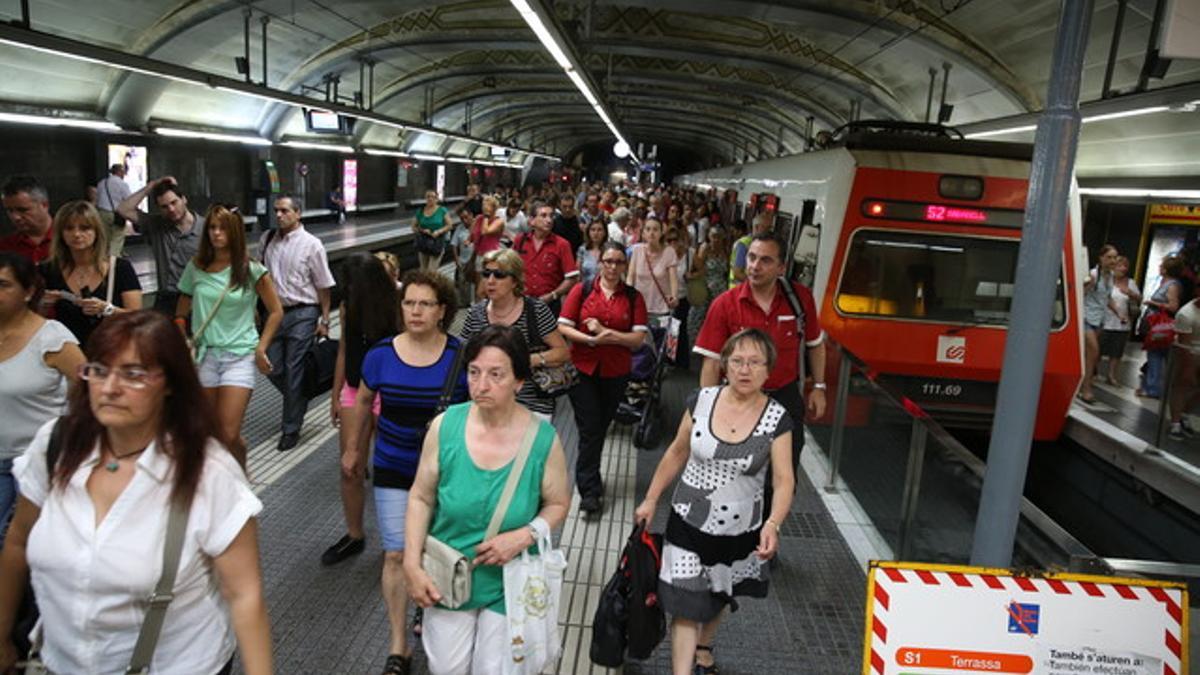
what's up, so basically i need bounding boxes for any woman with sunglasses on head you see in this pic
[460,249,571,421]
[345,269,467,675]
[0,252,86,544]
[39,201,142,346]
[0,311,271,675]
[174,205,283,466]
[558,242,649,516]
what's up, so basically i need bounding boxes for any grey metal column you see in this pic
[970,0,1094,568]
[824,353,853,492]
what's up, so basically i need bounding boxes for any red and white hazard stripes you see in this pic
[866,566,1186,675]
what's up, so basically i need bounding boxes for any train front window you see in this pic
[835,230,1066,328]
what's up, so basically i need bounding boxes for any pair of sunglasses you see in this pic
[480,269,513,279]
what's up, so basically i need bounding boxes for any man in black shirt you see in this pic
[552,193,583,259]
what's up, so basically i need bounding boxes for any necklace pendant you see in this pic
[104,460,120,472]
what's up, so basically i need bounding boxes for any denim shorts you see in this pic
[374,487,410,551]
[197,349,257,389]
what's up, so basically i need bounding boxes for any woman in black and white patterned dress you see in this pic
[636,328,795,675]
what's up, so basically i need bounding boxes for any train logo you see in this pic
[937,336,967,364]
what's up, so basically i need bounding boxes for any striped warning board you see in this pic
[862,561,1188,675]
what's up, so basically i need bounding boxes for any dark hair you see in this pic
[399,268,457,331]
[0,251,44,309]
[600,241,628,260]
[2,175,48,203]
[341,253,399,344]
[750,231,789,260]
[195,205,251,288]
[151,179,186,203]
[275,193,303,213]
[55,311,216,506]
[462,324,532,382]
[1099,244,1118,258]
[1162,254,1186,278]
[531,200,551,217]
[720,327,778,371]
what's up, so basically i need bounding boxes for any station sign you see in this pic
[1148,204,1200,226]
[863,561,1188,675]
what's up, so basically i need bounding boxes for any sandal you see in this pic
[412,607,423,638]
[382,654,411,675]
[694,645,719,675]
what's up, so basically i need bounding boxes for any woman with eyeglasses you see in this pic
[0,311,271,675]
[0,252,86,544]
[345,269,467,675]
[460,249,570,421]
[635,328,795,675]
[175,205,284,466]
[39,201,142,347]
[558,242,648,516]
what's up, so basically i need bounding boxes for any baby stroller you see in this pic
[614,318,677,449]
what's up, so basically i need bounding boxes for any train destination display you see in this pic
[862,562,1188,675]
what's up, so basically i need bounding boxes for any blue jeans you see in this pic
[1143,349,1167,398]
[0,457,15,546]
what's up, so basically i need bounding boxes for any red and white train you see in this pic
[679,123,1085,440]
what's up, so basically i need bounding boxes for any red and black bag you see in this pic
[589,525,666,666]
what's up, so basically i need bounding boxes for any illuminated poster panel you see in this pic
[107,144,148,211]
[342,159,358,212]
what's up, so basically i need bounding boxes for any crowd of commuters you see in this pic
[6,166,1199,675]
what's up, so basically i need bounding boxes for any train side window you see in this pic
[835,229,1066,328]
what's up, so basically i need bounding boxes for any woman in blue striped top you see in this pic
[348,269,467,675]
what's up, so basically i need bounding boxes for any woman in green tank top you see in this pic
[415,190,455,273]
[404,325,570,675]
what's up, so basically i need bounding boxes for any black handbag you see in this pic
[589,525,665,666]
[301,337,339,398]
[416,232,446,256]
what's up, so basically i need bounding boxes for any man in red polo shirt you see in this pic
[515,201,578,315]
[694,231,827,469]
[1,176,54,263]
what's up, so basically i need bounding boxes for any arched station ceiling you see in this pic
[0,0,1197,176]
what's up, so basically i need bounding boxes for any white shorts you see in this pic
[422,606,508,675]
[197,350,257,389]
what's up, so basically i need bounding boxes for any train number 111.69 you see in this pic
[921,382,963,397]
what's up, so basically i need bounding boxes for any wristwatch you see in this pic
[319,317,330,327]
[813,382,827,390]
[101,303,116,317]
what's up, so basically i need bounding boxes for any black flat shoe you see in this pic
[277,432,300,451]
[580,494,603,516]
[321,534,365,566]
[382,654,411,675]
[694,645,719,675]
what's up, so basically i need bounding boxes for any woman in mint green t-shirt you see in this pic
[176,205,283,465]
[404,325,570,674]
[415,190,455,273]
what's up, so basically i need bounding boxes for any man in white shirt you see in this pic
[95,164,132,255]
[261,195,336,450]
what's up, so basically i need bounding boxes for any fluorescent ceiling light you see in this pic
[566,70,597,105]
[411,153,445,162]
[156,126,271,146]
[364,148,411,158]
[446,157,475,164]
[1079,187,1200,199]
[1081,106,1170,123]
[0,111,120,131]
[282,140,354,153]
[963,124,1037,139]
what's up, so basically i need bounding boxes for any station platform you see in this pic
[231,315,868,673]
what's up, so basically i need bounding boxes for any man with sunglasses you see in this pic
[515,201,578,316]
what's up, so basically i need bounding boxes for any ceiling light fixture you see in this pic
[411,153,446,162]
[363,148,411,158]
[1078,187,1200,200]
[156,126,271,145]
[282,140,355,153]
[0,111,120,131]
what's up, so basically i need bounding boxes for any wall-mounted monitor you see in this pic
[490,146,510,158]
[304,108,355,135]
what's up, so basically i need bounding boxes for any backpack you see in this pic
[589,525,665,666]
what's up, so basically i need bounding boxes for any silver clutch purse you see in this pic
[422,535,472,609]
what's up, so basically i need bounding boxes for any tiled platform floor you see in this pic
[238,361,867,674]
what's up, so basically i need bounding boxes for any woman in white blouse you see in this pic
[0,310,271,675]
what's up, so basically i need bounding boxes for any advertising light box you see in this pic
[863,562,1188,675]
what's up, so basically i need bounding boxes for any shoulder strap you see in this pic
[484,419,540,542]
[435,340,466,416]
[105,256,118,306]
[777,279,807,385]
[126,496,191,674]
[259,229,276,264]
[519,297,540,351]
[192,282,234,346]
[625,284,638,327]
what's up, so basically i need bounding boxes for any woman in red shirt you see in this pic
[557,242,648,516]
[471,196,505,300]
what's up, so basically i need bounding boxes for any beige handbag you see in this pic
[423,418,538,609]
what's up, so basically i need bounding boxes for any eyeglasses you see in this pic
[480,269,513,279]
[600,258,627,266]
[79,362,163,390]
[726,357,768,372]
[401,299,441,310]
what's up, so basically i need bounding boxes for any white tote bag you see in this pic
[502,524,567,675]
